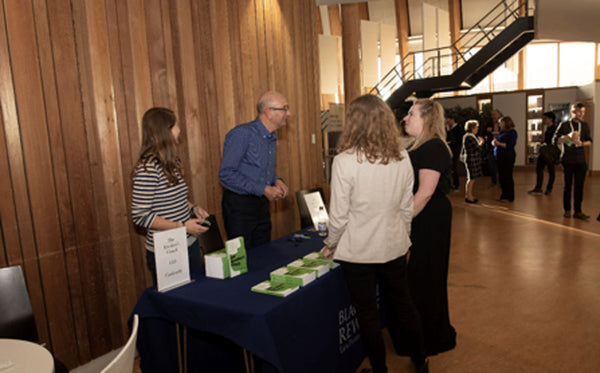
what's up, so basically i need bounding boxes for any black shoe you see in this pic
[465,198,478,204]
[573,212,590,220]
[564,211,571,218]
[528,188,542,195]
[597,213,600,221]
[544,189,552,195]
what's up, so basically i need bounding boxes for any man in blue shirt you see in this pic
[219,91,290,248]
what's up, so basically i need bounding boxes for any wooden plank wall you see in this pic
[0,0,322,368]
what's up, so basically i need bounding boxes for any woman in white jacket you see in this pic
[322,94,428,373]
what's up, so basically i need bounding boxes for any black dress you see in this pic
[393,138,456,356]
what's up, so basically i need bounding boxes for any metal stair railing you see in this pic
[371,0,532,100]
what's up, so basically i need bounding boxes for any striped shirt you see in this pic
[132,158,191,252]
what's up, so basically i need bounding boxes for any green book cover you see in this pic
[304,252,340,269]
[226,236,247,277]
[251,280,299,297]
[205,249,231,279]
[287,259,330,277]
[270,266,316,287]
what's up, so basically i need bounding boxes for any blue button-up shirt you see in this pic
[219,118,280,196]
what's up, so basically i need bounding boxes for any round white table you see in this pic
[0,339,54,373]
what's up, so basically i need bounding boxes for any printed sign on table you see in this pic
[303,191,328,230]
[154,227,192,292]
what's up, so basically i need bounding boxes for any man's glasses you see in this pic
[269,105,290,112]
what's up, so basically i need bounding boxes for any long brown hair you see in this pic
[408,99,451,154]
[336,94,404,164]
[136,107,182,185]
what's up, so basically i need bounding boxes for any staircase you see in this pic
[371,0,535,110]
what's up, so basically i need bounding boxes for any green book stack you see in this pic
[205,236,247,279]
[251,280,299,297]
[270,266,316,287]
[304,251,340,269]
[287,258,330,278]
[226,236,247,278]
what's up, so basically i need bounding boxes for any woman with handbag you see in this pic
[461,120,483,203]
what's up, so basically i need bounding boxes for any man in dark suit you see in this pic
[553,102,592,220]
[446,115,464,190]
[528,112,557,195]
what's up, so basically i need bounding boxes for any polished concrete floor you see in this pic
[357,167,600,372]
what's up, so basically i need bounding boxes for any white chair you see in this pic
[101,314,139,373]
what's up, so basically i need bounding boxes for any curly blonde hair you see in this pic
[336,94,404,164]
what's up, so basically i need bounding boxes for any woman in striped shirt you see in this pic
[132,107,210,283]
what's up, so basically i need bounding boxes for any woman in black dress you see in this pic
[402,98,456,356]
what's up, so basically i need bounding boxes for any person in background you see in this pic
[402,98,456,357]
[492,116,517,202]
[219,91,289,248]
[462,120,483,203]
[445,115,464,191]
[482,109,501,186]
[132,107,210,284]
[528,112,557,195]
[554,102,593,220]
[322,94,428,373]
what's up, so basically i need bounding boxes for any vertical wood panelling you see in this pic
[341,3,362,103]
[4,0,76,365]
[308,2,324,188]
[82,0,136,343]
[0,0,23,268]
[36,0,103,362]
[276,0,299,236]
[145,0,169,106]
[238,0,261,117]
[126,0,153,120]
[186,0,221,216]
[0,0,322,368]
[75,0,131,348]
[107,0,150,294]
[171,0,210,211]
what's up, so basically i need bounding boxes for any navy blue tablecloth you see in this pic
[133,229,364,373]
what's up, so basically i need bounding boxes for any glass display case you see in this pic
[526,94,544,164]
